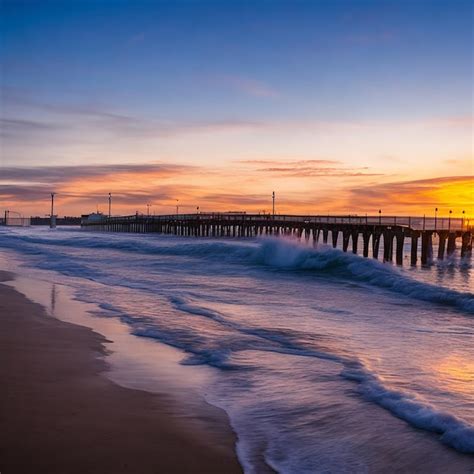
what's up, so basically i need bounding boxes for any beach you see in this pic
[2,0,472,471]
[0,228,473,472]
[0,270,242,474]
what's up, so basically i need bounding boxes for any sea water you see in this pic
[0,226,473,473]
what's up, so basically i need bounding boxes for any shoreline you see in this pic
[0,270,242,474]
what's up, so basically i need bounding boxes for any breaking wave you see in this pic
[252,239,474,314]
[0,229,472,314]
[341,364,474,453]
[133,292,474,454]
[1,227,473,460]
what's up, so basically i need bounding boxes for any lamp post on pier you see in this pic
[108,193,112,218]
[448,209,452,231]
[176,199,179,218]
[50,192,56,229]
[272,191,275,219]
[434,207,438,231]
[462,210,465,230]
[51,192,55,217]
[378,209,381,225]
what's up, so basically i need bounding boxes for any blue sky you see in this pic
[2,0,471,120]
[0,0,472,215]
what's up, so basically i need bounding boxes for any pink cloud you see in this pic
[219,75,278,98]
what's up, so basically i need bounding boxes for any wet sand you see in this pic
[0,271,242,474]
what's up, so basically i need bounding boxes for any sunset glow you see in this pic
[1,0,472,217]
[1,2,474,472]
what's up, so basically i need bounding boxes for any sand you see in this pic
[0,271,242,474]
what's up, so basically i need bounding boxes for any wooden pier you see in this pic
[81,213,472,265]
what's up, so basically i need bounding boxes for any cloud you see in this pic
[0,118,62,136]
[257,168,382,177]
[237,159,341,165]
[347,176,474,213]
[218,75,278,98]
[413,116,474,129]
[0,159,328,215]
[0,184,52,202]
[0,163,197,184]
[2,89,268,140]
[185,190,325,212]
[0,162,208,215]
[3,88,472,146]
[0,110,264,142]
[444,158,473,167]
[2,166,472,217]
[197,192,273,207]
[236,158,381,178]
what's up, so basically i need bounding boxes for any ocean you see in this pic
[0,226,473,473]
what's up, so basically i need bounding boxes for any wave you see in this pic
[0,228,256,261]
[136,292,474,454]
[135,292,474,455]
[252,239,474,314]
[4,228,473,457]
[341,364,474,453]
[1,229,473,314]
[141,295,350,369]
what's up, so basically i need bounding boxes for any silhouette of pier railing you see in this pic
[81,213,472,265]
[0,216,31,227]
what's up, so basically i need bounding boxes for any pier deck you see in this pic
[81,213,472,265]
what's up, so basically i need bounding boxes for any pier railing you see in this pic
[0,216,31,227]
[82,212,472,264]
[98,213,469,232]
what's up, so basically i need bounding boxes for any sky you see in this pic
[0,0,472,217]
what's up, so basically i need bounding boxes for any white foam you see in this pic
[341,365,474,453]
[252,239,474,314]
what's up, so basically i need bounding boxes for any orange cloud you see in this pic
[347,176,474,216]
[235,159,382,178]
[1,160,472,218]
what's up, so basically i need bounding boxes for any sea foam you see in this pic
[1,229,473,313]
[341,364,474,453]
[252,239,474,314]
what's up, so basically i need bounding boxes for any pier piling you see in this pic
[81,213,471,266]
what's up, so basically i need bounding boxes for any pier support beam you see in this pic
[362,232,371,258]
[447,233,456,257]
[461,232,472,259]
[437,231,448,260]
[395,232,404,265]
[351,230,359,254]
[383,230,394,262]
[85,215,464,268]
[421,232,433,265]
[313,228,319,247]
[342,230,350,252]
[411,232,419,265]
[372,232,381,260]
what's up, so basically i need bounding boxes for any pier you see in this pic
[81,213,472,265]
[1,211,31,227]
